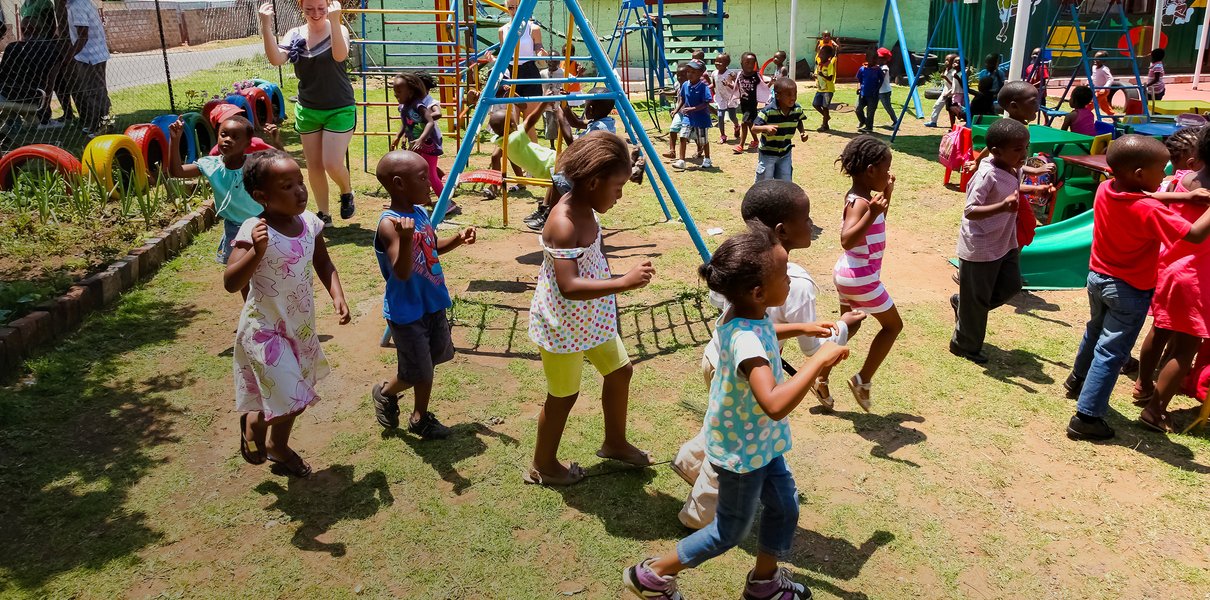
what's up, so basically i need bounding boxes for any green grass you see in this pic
[1,80,1208,599]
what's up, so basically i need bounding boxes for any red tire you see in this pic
[240,87,273,127]
[202,98,225,126]
[0,144,83,191]
[124,124,169,181]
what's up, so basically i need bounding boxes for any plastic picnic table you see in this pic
[1127,122,1181,138]
[1149,100,1210,116]
[972,123,1095,156]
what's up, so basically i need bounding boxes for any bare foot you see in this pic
[596,442,653,466]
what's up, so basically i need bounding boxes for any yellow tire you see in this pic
[82,134,149,197]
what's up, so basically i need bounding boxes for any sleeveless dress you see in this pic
[528,220,618,353]
[232,212,330,420]
[833,193,894,314]
[1152,171,1209,338]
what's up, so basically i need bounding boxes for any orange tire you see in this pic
[0,144,83,191]
[124,124,169,180]
[81,134,149,197]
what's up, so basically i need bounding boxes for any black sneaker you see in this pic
[950,293,959,322]
[524,205,550,231]
[317,211,333,227]
[408,411,451,440]
[339,192,355,219]
[949,342,988,364]
[372,383,400,429]
[1066,413,1115,441]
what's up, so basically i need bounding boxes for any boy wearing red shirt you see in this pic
[1065,135,1210,441]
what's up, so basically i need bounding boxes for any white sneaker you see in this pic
[672,159,686,169]
[701,158,713,169]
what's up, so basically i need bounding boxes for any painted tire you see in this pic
[182,112,215,159]
[241,87,274,127]
[257,82,287,122]
[224,94,254,128]
[151,114,196,164]
[124,124,169,180]
[82,134,149,197]
[0,144,83,191]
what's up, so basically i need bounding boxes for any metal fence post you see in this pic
[154,0,176,113]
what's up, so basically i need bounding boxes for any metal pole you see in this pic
[273,0,283,86]
[886,0,923,116]
[1195,2,1209,90]
[1151,0,1163,51]
[1008,0,1033,82]
[153,0,176,114]
[788,0,798,79]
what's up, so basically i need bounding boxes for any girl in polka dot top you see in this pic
[524,132,655,487]
[624,226,850,600]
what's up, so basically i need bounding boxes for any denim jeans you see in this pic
[216,218,243,264]
[754,152,794,182]
[1068,271,1154,418]
[676,455,798,567]
[879,91,896,122]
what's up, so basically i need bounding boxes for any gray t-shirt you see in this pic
[280,26,355,110]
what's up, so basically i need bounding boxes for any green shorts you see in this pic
[294,104,356,135]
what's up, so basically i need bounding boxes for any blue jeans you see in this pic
[754,152,793,182]
[1069,271,1154,418]
[216,218,243,264]
[879,91,896,122]
[676,455,798,567]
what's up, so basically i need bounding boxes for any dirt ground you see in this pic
[1,83,1208,599]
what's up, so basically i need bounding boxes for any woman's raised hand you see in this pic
[327,1,343,21]
[258,2,274,19]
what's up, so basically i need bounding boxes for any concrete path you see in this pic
[108,42,267,91]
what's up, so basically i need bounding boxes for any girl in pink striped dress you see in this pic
[833,136,903,411]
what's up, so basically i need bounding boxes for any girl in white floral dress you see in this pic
[525,132,655,487]
[225,149,350,477]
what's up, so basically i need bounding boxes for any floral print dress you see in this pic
[232,212,330,420]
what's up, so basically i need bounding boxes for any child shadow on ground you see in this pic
[1102,408,1210,474]
[1008,291,1067,327]
[819,410,926,467]
[553,465,687,542]
[980,344,1068,393]
[735,519,893,595]
[254,465,394,557]
[386,422,518,495]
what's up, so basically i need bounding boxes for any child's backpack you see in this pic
[938,126,969,171]
[1018,153,1058,247]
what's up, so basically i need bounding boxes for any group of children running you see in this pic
[174,34,1210,596]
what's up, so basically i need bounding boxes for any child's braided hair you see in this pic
[242,148,293,197]
[1165,125,1206,166]
[698,222,778,304]
[836,135,891,177]
[393,72,426,101]
[558,131,631,186]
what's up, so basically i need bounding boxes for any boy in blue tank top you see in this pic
[371,150,477,440]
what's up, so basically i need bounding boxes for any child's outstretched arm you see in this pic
[437,227,477,253]
[1148,187,1210,206]
[377,215,415,281]
[745,342,849,420]
[224,218,267,293]
[546,219,654,300]
[312,233,351,324]
[559,101,588,130]
[166,119,202,178]
[522,101,550,135]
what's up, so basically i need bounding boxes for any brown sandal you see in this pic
[596,448,654,467]
[522,462,586,486]
[239,413,266,465]
[269,450,312,477]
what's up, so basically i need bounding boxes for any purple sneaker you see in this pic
[623,559,683,599]
[742,568,811,600]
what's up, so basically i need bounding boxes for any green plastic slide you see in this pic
[1019,208,1093,290]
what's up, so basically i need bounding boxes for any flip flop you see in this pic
[1138,413,1173,434]
[268,450,313,478]
[1131,390,1154,407]
[596,448,654,467]
[239,413,266,465]
[522,463,586,487]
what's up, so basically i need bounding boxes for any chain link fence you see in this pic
[0,0,310,154]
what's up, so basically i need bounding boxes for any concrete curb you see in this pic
[1,200,217,376]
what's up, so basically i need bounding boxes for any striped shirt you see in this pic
[833,193,893,314]
[754,102,805,157]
